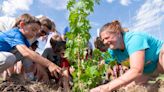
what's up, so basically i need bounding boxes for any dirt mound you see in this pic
[0,81,62,92]
[117,80,164,92]
[0,74,164,92]
[0,74,60,92]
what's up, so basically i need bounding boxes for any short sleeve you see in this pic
[4,30,30,48]
[126,35,149,55]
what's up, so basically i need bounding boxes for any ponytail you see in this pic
[99,20,128,37]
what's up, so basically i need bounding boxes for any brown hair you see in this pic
[13,13,41,28]
[99,20,128,38]
[94,37,108,51]
[54,41,66,53]
[51,21,57,32]
[39,16,52,30]
[50,34,62,48]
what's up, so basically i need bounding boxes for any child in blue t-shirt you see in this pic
[0,13,61,82]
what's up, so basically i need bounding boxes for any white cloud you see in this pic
[91,21,100,27]
[106,0,131,6]
[107,0,115,3]
[39,0,68,10]
[131,0,164,32]
[1,0,33,16]
[120,0,131,6]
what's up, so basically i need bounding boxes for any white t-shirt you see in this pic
[36,32,60,54]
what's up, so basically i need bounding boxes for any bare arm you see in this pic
[16,45,52,67]
[107,50,145,91]
[16,44,61,76]
[90,50,145,92]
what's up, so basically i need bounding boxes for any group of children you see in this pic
[0,13,75,91]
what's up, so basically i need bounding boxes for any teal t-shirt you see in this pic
[107,31,163,74]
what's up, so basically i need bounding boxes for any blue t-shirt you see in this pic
[0,28,30,52]
[107,31,163,74]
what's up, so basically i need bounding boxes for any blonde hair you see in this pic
[99,20,128,38]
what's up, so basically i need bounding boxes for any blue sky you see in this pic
[0,0,164,48]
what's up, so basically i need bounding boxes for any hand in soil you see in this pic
[107,64,129,80]
[47,62,62,77]
[90,83,111,92]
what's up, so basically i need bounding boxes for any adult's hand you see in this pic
[90,83,111,92]
[47,63,62,78]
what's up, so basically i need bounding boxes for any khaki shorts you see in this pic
[0,52,16,73]
[0,50,33,73]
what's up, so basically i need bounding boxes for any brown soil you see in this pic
[0,74,60,92]
[117,79,164,92]
[0,74,164,92]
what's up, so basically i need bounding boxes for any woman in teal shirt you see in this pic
[91,20,164,92]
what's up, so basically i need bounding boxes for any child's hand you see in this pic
[69,66,75,74]
[107,64,129,80]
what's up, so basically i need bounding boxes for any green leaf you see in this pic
[66,0,103,91]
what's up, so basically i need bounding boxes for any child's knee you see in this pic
[0,52,16,72]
